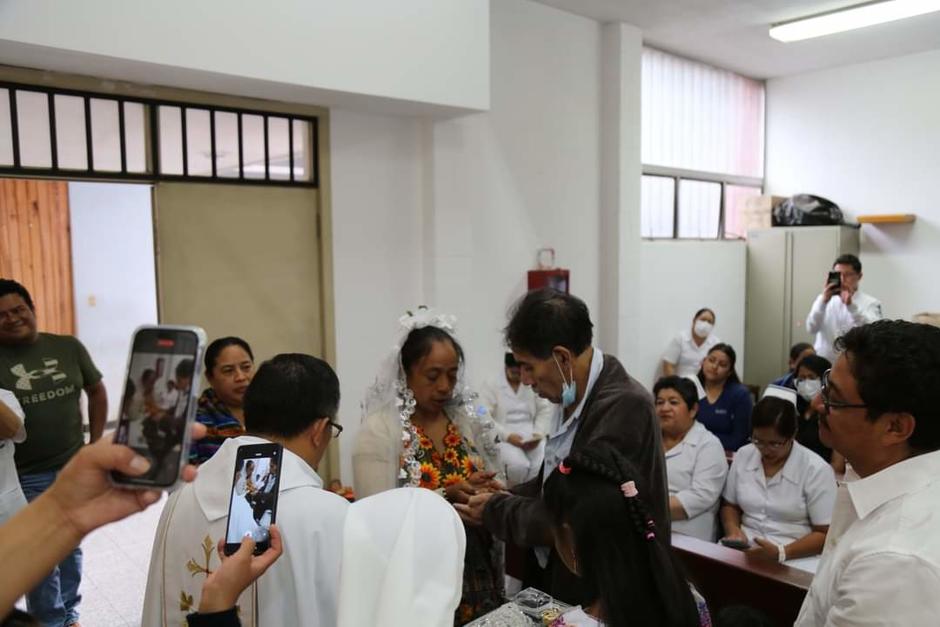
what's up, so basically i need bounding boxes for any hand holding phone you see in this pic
[720,537,751,550]
[225,443,283,556]
[112,326,206,489]
[823,271,842,301]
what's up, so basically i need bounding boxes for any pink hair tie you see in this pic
[558,461,572,475]
[620,481,638,498]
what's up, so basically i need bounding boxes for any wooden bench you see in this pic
[671,532,813,626]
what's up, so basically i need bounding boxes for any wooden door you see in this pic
[0,179,75,334]
[152,182,337,480]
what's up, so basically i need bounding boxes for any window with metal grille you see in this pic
[0,81,318,187]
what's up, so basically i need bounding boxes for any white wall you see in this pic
[69,182,158,424]
[636,241,747,390]
[766,49,940,320]
[428,0,606,387]
[0,0,489,116]
[329,109,426,483]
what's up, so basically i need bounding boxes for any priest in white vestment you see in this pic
[142,354,348,627]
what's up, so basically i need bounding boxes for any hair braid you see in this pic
[564,449,658,542]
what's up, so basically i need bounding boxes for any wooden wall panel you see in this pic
[0,179,75,335]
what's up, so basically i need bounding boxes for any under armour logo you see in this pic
[11,359,67,391]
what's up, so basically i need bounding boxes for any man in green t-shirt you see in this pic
[0,278,108,627]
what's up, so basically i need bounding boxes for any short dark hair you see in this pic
[693,308,715,321]
[505,288,593,359]
[175,358,195,381]
[751,396,797,439]
[0,279,35,311]
[796,354,831,379]
[697,343,741,386]
[504,352,518,368]
[204,336,254,374]
[543,443,699,627]
[834,253,862,274]
[836,320,940,453]
[789,342,814,362]
[244,353,340,439]
[400,326,464,374]
[653,376,699,410]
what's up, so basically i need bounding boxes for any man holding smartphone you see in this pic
[0,278,107,627]
[805,254,883,361]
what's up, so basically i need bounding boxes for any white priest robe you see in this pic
[141,435,348,627]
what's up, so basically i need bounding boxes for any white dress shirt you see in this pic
[537,347,603,566]
[662,330,720,378]
[142,435,348,627]
[666,420,728,541]
[0,388,27,525]
[723,442,836,546]
[805,290,882,361]
[796,450,940,627]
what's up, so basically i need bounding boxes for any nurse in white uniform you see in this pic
[661,308,720,378]
[478,353,554,486]
[720,387,836,565]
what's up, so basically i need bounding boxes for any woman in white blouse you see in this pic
[655,376,728,541]
[720,391,837,563]
[661,308,720,377]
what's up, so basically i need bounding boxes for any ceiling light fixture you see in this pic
[769,0,940,42]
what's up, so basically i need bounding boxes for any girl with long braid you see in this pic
[542,442,710,627]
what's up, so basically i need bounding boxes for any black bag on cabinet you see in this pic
[772,194,843,226]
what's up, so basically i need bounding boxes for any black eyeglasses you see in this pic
[821,369,868,411]
[328,420,344,439]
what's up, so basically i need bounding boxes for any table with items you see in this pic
[465,588,572,626]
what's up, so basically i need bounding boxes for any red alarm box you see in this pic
[528,269,570,293]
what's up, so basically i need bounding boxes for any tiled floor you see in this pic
[17,494,167,627]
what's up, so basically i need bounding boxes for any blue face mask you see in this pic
[554,354,577,408]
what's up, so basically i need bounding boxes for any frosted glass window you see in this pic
[241,114,265,180]
[641,175,675,238]
[124,102,148,173]
[0,89,13,166]
[17,91,52,168]
[642,47,765,178]
[292,120,313,182]
[90,98,121,171]
[158,106,183,175]
[678,180,721,239]
[186,108,212,176]
[267,117,290,181]
[214,112,239,178]
[54,95,88,170]
[725,185,763,239]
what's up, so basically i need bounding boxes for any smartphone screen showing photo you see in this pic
[112,327,203,487]
[225,443,283,555]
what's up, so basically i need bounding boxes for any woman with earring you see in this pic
[353,308,505,624]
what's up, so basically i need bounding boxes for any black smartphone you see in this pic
[112,325,206,489]
[720,538,750,550]
[827,271,842,290]
[224,443,283,556]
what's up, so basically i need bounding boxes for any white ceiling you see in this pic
[534,0,940,78]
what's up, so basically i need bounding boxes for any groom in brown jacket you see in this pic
[456,288,668,606]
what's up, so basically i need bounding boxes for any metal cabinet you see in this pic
[744,226,859,387]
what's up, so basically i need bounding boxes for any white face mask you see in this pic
[693,320,714,338]
[796,378,822,402]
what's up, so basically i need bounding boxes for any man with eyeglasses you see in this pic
[805,253,882,362]
[795,320,940,626]
[143,353,349,627]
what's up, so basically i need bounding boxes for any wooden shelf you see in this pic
[856,214,916,224]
